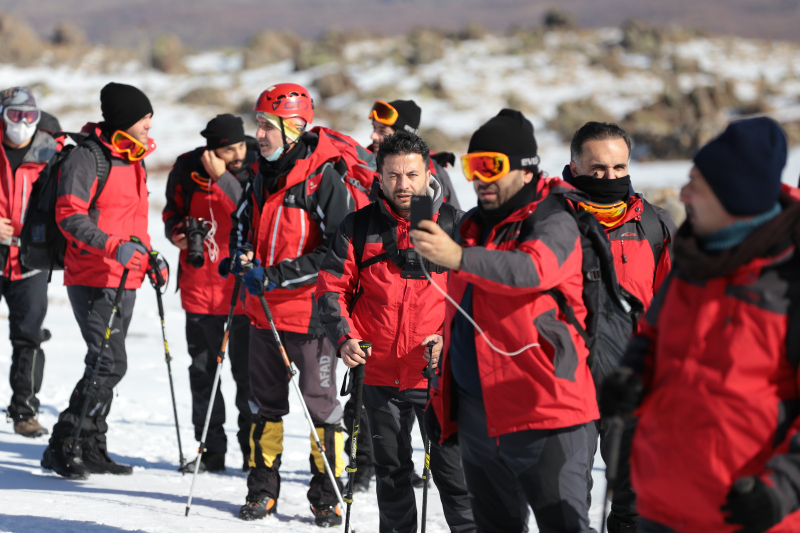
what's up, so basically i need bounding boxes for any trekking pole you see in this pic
[600,416,625,533]
[140,242,185,470]
[255,291,347,512]
[185,275,243,517]
[420,341,436,533]
[69,268,129,455]
[343,342,371,533]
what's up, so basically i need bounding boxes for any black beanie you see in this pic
[389,99,421,135]
[100,82,153,132]
[201,114,246,150]
[694,117,787,216]
[468,109,538,159]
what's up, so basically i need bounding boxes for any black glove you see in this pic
[599,368,644,418]
[218,257,232,278]
[431,151,456,168]
[722,476,785,533]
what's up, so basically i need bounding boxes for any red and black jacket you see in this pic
[163,147,255,315]
[623,185,800,532]
[431,176,599,440]
[229,130,354,335]
[316,177,460,389]
[0,129,57,280]
[55,123,154,289]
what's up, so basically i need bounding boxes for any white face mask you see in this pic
[4,120,36,146]
[265,144,284,162]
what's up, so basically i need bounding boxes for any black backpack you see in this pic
[20,133,111,278]
[536,189,645,406]
[352,201,458,279]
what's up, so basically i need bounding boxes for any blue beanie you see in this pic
[693,117,787,216]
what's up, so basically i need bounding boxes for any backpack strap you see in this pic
[544,287,591,348]
[639,199,666,268]
[352,203,382,268]
[83,139,112,212]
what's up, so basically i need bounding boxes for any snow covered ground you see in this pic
[0,205,609,532]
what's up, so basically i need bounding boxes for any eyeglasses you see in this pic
[3,107,40,126]
[367,101,399,126]
[111,130,148,161]
[461,152,540,183]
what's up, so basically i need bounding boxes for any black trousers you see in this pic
[185,313,251,454]
[457,392,594,533]
[2,272,48,420]
[587,417,638,532]
[638,519,677,533]
[363,385,476,533]
[246,326,344,506]
[51,285,136,445]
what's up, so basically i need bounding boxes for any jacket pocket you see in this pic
[534,308,578,382]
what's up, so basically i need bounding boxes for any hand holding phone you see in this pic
[410,195,433,231]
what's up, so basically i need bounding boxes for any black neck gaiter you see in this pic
[477,178,538,228]
[571,174,631,204]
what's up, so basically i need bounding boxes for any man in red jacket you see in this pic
[163,114,256,473]
[602,117,800,533]
[230,83,352,526]
[565,121,676,533]
[367,99,460,208]
[317,130,475,532]
[41,82,164,480]
[414,109,598,533]
[0,87,57,438]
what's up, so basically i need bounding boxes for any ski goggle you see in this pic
[111,130,148,161]
[367,100,399,126]
[577,200,628,228]
[461,152,540,183]
[256,112,307,142]
[3,106,40,126]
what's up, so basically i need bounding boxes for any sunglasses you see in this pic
[256,112,307,141]
[367,101,399,126]
[3,107,40,125]
[461,152,540,183]
[111,130,148,161]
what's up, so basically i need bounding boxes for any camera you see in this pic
[184,216,210,268]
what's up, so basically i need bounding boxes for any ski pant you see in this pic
[457,392,595,533]
[245,326,344,506]
[638,519,677,533]
[2,272,48,420]
[587,417,638,532]
[344,389,422,481]
[363,385,476,533]
[51,285,136,446]
[185,312,251,455]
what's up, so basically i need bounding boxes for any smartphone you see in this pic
[410,195,433,231]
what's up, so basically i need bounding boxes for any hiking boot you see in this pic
[412,470,425,489]
[82,440,133,475]
[239,497,277,520]
[311,504,343,528]
[14,418,49,438]
[41,440,90,480]
[178,451,226,474]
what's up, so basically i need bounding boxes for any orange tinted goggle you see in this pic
[461,152,540,183]
[111,130,148,161]
[368,100,399,126]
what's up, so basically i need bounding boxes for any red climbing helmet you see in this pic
[254,83,314,124]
